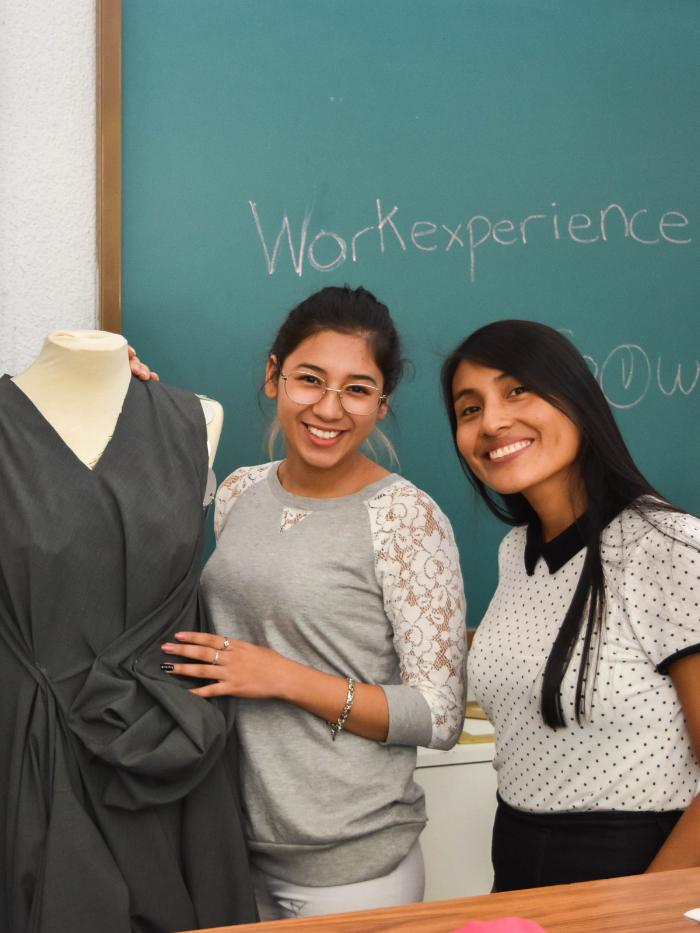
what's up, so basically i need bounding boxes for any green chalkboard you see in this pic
[122,0,700,626]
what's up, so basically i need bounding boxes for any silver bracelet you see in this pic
[327,678,355,740]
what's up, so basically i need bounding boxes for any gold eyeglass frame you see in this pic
[280,370,387,415]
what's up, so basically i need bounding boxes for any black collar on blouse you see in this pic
[524,513,588,576]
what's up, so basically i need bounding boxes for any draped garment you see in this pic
[0,374,257,933]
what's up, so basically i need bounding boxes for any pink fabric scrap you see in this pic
[451,919,548,933]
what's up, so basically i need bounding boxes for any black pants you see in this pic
[492,795,683,891]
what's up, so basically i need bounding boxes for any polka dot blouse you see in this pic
[468,506,700,812]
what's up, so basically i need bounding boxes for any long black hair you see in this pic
[441,320,677,729]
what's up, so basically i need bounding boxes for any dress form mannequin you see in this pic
[0,332,256,931]
[12,331,223,468]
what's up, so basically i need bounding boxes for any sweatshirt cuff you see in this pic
[381,684,433,747]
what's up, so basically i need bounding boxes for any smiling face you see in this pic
[451,360,583,512]
[265,329,388,473]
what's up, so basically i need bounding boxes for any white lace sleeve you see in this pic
[214,462,273,540]
[367,481,467,750]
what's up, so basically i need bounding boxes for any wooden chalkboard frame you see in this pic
[97,0,122,334]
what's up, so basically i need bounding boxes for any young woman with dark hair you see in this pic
[158,286,467,918]
[442,319,700,891]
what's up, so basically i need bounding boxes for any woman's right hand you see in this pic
[128,345,159,381]
[161,632,391,741]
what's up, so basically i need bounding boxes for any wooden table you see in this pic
[186,868,700,933]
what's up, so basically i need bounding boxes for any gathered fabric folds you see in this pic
[0,375,257,933]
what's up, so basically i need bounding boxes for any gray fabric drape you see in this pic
[0,375,257,933]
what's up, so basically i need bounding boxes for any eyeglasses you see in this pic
[280,370,386,415]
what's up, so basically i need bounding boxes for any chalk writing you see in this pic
[574,341,700,408]
[308,230,346,271]
[249,200,691,280]
[443,224,464,250]
[600,345,651,408]
[657,358,700,396]
[249,201,310,276]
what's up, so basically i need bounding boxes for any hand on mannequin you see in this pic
[161,631,390,742]
[128,346,159,381]
[126,344,223,467]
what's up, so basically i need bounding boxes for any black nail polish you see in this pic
[161,663,174,672]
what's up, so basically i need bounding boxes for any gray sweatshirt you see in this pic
[200,462,467,886]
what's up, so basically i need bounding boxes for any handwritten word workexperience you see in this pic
[249,200,691,281]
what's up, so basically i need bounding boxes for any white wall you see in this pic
[0,0,98,376]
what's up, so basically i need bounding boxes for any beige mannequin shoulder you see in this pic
[12,331,223,470]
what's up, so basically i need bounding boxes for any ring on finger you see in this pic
[213,651,219,665]
[222,638,230,650]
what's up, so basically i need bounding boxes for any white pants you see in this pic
[251,840,425,921]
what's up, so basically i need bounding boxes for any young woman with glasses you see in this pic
[442,319,700,891]
[157,286,467,919]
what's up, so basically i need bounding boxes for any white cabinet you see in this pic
[415,719,497,901]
